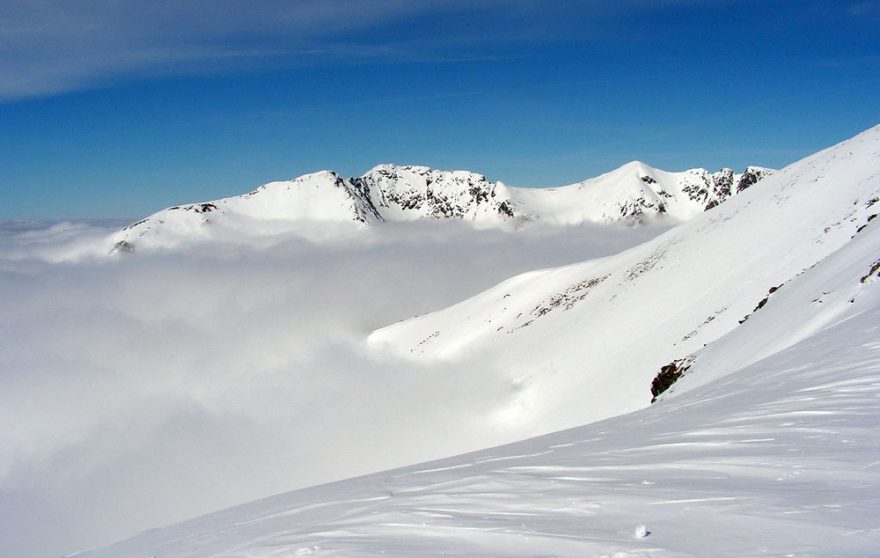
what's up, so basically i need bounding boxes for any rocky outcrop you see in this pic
[650,357,694,403]
[356,165,519,222]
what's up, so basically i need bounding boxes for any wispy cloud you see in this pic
[0,0,452,99]
[2,0,564,100]
[0,0,728,101]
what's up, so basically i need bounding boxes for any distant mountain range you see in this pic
[110,162,771,252]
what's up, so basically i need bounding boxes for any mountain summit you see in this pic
[110,162,771,252]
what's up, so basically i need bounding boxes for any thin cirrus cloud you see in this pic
[0,0,739,101]
[0,0,538,100]
[0,1,396,98]
[3,0,876,101]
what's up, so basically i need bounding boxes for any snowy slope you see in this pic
[71,216,880,557]
[111,171,381,251]
[110,163,770,252]
[63,126,880,558]
[368,125,880,434]
[509,161,768,224]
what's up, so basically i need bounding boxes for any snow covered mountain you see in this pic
[110,163,770,252]
[70,298,880,558]
[72,126,880,558]
[367,126,880,434]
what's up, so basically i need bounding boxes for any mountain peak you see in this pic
[619,160,656,172]
[365,163,431,174]
[363,164,489,183]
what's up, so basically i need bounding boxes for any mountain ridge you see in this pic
[366,124,880,432]
[110,162,772,252]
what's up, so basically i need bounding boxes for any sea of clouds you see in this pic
[0,218,670,557]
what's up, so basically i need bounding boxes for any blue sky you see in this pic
[2,0,879,219]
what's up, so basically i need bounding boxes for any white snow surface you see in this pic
[73,228,880,557]
[368,125,880,432]
[110,162,770,252]
[69,126,880,557]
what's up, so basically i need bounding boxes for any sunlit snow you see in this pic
[2,126,879,558]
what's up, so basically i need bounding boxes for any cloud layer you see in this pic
[0,219,669,557]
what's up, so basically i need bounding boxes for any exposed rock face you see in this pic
[860,258,880,284]
[355,165,518,223]
[739,284,785,324]
[650,357,693,403]
[679,167,770,212]
[110,240,135,254]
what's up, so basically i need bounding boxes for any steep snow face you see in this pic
[110,163,770,252]
[368,125,880,434]
[71,225,880,557]
[230,171,382,223]
[111,171,381,251]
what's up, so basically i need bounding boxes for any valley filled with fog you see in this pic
[5,2,879,557]
[0,218,671,557]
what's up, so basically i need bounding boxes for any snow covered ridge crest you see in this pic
[366,124,880,431]
[110,162,772,252]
